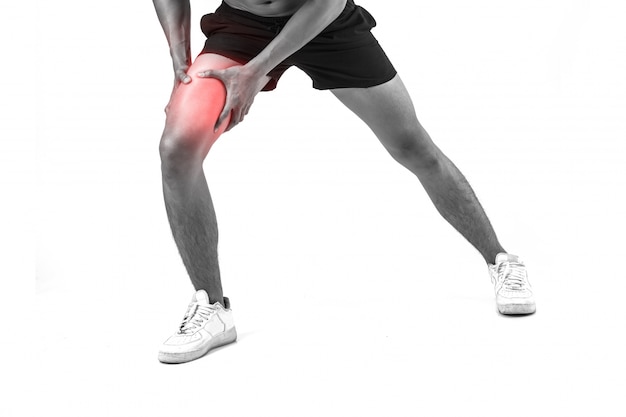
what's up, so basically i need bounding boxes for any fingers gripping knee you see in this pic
[161,77,231,164]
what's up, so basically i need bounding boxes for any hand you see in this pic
[164,64,192,113]
[197,64,268,132]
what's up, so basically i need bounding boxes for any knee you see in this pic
[385,130,442,172]
[159,78,226,177]
[159,128,206,178]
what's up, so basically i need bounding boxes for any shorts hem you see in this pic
[312,69,397,90]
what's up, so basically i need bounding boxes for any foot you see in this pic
[488,253,536,315]
[158,290,237,363]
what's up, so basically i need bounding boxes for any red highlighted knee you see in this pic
[162,77,231,161]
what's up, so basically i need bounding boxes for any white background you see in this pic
[3,0,625,415]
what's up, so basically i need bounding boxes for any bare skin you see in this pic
[153,0,506,305]
[225,0,308,17]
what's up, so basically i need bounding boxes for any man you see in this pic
[153,0,535,364]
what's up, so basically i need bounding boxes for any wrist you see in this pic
[171,55,190,71]
[244,57,271,79]
[169,43,190,66]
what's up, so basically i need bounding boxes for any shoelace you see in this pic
[177,303,217,335]
[496,262,528,291]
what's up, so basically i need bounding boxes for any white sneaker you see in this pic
[489,253,536,315]
[158,290,237,363]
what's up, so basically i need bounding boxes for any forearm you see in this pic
[152,0,192,67]
[247,0,347,76]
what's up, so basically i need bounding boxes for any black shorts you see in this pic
[200,0,397,91]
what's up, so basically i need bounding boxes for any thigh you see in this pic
[165,53,241,140]
[331,75,434,151]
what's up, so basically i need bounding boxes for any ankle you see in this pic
[484,248,507,264]
[207,294,226,306]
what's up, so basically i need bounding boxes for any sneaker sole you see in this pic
[498,303,536,315]
[158,326,237,364]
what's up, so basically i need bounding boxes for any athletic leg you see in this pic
[159,53,270,305]
[331,75,505,264]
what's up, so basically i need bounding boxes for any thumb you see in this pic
[197,69,220,79]
[175,69,191,84]
[178,72,191,84]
